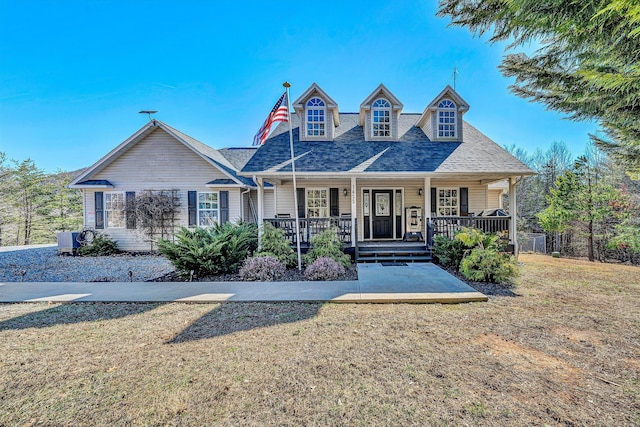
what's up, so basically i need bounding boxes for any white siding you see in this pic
[83,128,245,251]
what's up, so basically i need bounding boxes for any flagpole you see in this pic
[284,82,303,270]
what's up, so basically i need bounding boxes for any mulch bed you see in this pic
[151,264,359,282]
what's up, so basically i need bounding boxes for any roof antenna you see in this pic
[139,110,158,125]
[453,67,459,90]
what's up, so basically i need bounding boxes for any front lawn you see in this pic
[1,254,638,425]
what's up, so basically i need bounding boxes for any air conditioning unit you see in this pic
[57,231,81,255]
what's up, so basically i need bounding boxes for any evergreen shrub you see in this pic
[256,222,297,268]
[77,233,119,256]
[303,227,350,267]
[158,222,258,277]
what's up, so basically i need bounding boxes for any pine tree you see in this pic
[438,0,640,170]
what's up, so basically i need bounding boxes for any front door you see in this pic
[372,190,393,239]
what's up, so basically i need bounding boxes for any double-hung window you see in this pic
[198,192,219,226]
[104,192,125,228]
[372,98,391,137]
[437,188,459,216]
[437,99,456,138]
[306,98,326,137]
[306,188,328,218]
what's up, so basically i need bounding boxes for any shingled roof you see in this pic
[241,113,533,176]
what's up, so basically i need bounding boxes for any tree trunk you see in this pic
[587,219,594,262]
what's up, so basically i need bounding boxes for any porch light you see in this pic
[418,188,423,197]
[343,188,348,197]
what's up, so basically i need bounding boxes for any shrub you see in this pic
[304,227,351,268]
[239,256,286,281]
[459,248,519,283]
[304,257,346,281]
[77,233,119,256]
[256,222,297,267]
[433,234,466,269]
[158,222,258,277]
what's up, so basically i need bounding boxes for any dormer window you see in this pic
[306,97,326,137]
[372,98,391,137]
[437,99,456,138]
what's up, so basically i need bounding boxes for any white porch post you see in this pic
[424,176,431,238]
[256,176,264,248]
[351,176,357,246]
[509,176,518,256]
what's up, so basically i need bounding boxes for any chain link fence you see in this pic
[519,233,547,254]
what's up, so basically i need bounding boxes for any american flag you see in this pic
[253,91,289,145]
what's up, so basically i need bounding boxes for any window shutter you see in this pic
[188,191,197,226]
[220,191,229,224]
[126,191,136,229]
[329,188,339,217]
[430,188,437,216]
[460,187,469,216]
[95,192,104,229]
[296,188,305,218]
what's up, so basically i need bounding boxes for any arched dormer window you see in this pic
[437,99,456,138]
[372,98,391,137]
[306,97,325,137]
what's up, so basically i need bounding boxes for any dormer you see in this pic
[293,83,340,141]
[417,85,470,141]
[359,84,403,141]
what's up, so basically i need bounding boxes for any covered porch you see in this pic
[256,174,520,255]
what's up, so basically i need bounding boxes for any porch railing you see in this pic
[431,216,511,241]
[265,217,353,245]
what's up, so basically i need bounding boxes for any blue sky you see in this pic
[0,0,597,173]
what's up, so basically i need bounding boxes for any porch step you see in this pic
[357,255,432,263]
[356,244,432,263]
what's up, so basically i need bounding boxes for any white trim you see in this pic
[436,187,459,216]
[197,191,220,227]
[104,191,126,229]
[305,97,326,138]
[305,187,330,218]
[69,184,113,189]
[371,98,391,138]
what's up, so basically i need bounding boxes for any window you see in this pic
[306,188,328,218]
[105,192,125,228]
[198,192,219,226]
[306,97,325,137]
[372,98,391,137]
[437,99,456,138]
[437,188,459,216]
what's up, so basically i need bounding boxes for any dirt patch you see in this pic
[476,333,580,380]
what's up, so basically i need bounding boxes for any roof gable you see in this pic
[359,83,403,126]
[69,121,252,188]
[417,85,470,128]
[292,82,340,126]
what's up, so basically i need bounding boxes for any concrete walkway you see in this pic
[0,263,487,304]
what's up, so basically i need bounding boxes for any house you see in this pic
[70,83,533,256]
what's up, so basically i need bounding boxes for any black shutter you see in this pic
[126,191,136,229]
[430,188,437,216]
[188,191,197,226]
[95,192,104,229]
[296,188,305,218]
[219,191,229,224]
[460,187,469,216]
[329,188,339,217]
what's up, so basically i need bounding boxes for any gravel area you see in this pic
[0,247,174,282]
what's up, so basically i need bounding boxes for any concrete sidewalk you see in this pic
[0,263,487,304]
